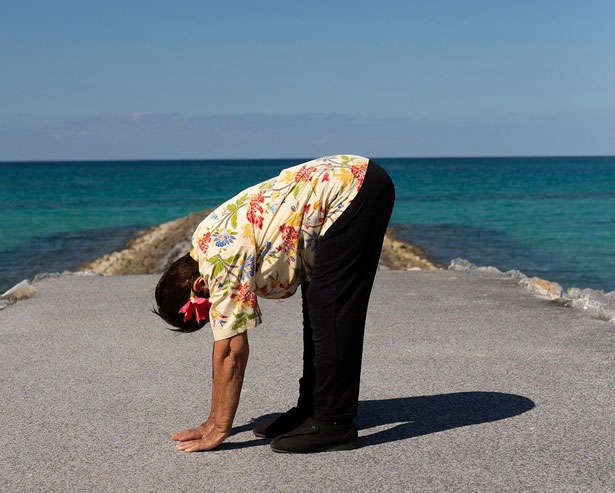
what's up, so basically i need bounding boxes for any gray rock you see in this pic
[32,272,64,282]
[33,270,101,283]
[72,269,101,277]
[0,297,16,310]
[569,297,615,322]
[477,265,504,275]
[448,258,477,271]
[504,269,527,280]
[563,286,606,300]
[1,279,38,301]
[518,276,563,300]
[561,287,615,322]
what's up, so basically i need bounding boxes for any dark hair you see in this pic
[152,252,207,332]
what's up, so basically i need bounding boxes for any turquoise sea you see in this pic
[1,156,614,293]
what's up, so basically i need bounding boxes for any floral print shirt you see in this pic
[190,154,370,341]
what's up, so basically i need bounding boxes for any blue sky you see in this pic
[2,1,614,160]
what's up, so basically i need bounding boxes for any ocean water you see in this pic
[1,156,614,293]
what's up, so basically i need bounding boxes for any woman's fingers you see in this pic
[171,428,203,441]
[175,439,208,452]
[175,440,196,451]
[175,434,226,452]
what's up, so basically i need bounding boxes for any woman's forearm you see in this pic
[211,332,249,434]
[206,343,216,422]
[173,333,249,453]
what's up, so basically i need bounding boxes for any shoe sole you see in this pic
[270,439,358,454]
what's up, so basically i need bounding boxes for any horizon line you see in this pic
[2,153,615,164]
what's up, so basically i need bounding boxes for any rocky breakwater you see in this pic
[0,208,215,311]
[1,213,441,312]
[380,227,443,271]
[79,209,214,275]
[449,258,615,325]
[79,212,442,276]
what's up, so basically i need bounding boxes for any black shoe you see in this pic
[252,406,311,438]
[270,416,358,453]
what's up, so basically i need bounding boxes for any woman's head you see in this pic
[153,252,208,332]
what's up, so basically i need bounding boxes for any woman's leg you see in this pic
[307,160,396,422]
[297,279,315,412]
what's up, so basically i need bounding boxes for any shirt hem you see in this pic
[212,317,262,341]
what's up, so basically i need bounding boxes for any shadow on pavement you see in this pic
[356,391,535,447]
[238,391,534,450]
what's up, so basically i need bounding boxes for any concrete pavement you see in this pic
[1,269,613,492]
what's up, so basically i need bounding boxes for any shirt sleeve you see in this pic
[204,249,263,341]
[191,200,263,341]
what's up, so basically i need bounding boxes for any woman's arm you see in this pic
[174,331,249,452]
[211,331,249,433]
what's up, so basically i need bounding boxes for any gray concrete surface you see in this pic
[1,270,613,492]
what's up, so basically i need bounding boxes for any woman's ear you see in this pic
[192,276,208,296]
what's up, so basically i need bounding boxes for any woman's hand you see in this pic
[171,416,216,442]
[175,428,229,452]
[172,332,248,453]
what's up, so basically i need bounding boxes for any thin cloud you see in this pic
[1,112,614,161]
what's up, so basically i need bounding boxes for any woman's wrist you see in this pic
[213,421,232,435]
[198,416,216,433]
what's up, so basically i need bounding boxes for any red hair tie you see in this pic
[179,289,212,323]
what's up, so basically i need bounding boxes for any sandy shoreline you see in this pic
[78,209,444,276]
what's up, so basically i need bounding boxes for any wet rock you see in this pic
[1,279,38,301]
[72,270,100,277]
[33,272,63,282]
[448,258,477,272]
[571,298,615,322]
[443,258,614,325]
[564,286,606,300]
[448,260,504,275]
[0,297,16,310]
[561,287,615,322]
[504,269,527,280]
[380,228,442,271]
[518,276,563,300]
[33,270,101,283]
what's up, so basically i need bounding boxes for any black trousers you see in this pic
[296,159,396,422]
